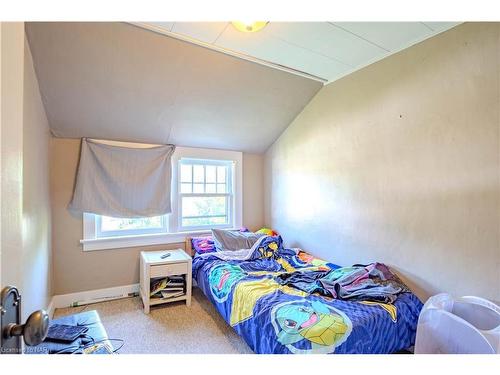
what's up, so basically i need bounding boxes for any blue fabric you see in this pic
[192,236,423,354]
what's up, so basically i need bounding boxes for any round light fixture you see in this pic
[231,21,268,33]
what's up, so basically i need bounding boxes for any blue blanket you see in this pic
[193,236,423,354]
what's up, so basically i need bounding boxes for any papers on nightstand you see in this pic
[150,276,186,299]
[160,289,184,299]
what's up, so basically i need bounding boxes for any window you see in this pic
[81,146,242,251]
[95,215,168,238]
[178,159,233,230]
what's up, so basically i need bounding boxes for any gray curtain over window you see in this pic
[69,138,175,218]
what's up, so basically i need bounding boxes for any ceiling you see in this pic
[25,22,322,153]
[139,22,461,83]
[26,22,461,154]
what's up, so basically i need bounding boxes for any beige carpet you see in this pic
[54,287,253,354]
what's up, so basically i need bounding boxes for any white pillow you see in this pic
[212,229,265,251]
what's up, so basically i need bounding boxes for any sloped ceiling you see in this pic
[25,22,322,153]
[140,22,461,83]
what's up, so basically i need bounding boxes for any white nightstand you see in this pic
[140,249,192,314]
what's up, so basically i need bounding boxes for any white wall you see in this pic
[265,23,500,302]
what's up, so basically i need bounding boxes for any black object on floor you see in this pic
[45,324,88,343]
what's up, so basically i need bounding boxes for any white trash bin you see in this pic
[414,293,500,354]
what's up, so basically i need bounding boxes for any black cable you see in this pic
[80,333,95,346]
[111,339,125,353]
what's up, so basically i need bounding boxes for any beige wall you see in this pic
[243,153,264,231]
[1,23,52,319]
[265,23,500,302]
[1,23,24,297]
[50,138,265,295]
[0,22,2,287]
[22,36,52,316]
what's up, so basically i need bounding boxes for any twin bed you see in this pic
[186,234,423,354]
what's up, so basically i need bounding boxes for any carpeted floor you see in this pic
[54,287,253,354]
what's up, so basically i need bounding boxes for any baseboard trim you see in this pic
[51,284,140,311]
[46,297,56,318]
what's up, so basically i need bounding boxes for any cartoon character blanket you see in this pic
[192,236,423,354]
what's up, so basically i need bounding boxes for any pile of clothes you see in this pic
[275,262,409,304]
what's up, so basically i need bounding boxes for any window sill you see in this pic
[80,230,217,252]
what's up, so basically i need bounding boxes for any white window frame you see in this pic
[169,146,243,233]
[177,158,234,232]
[80,143,243,251]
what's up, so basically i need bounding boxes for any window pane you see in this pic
[206,165,216,183]
[217,183,227,193]
[193,165,204,183]
[180,164,192,183]
[100,216,163,232]
[182,216,227,227]
[193,183,204,193]
[217,166,226,183]
[180,183,192,193]
[182,196,226,218]
[205,183,216,193]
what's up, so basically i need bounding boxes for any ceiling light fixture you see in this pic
[231,21,268,33]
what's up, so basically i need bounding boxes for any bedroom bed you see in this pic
[187,234,423,354]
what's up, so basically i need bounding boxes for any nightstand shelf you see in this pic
[149,294,187,305]
[140,249,192,314]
